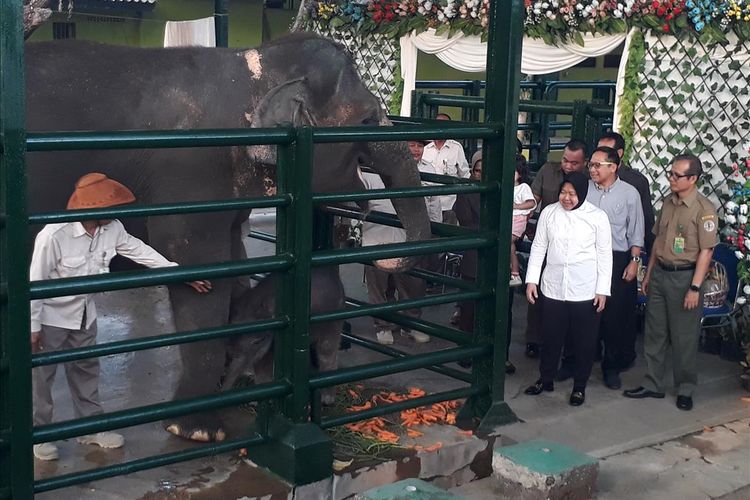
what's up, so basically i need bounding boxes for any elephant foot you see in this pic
[165,415,226,442]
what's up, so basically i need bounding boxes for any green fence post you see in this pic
[214,0,229,47]
[571,99,588,141]
[246,129,332,485]
[0,1,33,498]
[456,0,521,434]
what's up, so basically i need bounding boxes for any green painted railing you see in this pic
[0,0,524,497]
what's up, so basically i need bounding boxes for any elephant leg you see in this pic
[222,354,250,391]
[312,322,342,406]
[148,213,235,442]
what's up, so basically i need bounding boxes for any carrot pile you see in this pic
[342,386,463,449]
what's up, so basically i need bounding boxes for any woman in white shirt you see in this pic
[523,171,613,406]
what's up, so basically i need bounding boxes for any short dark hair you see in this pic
[592,146,620,166]
[673,153,703,177]
[408,139,428,146]
[516,138,523,155]
[435,112,451,121]
[565,139,588,158]
[598,131,626,151]
[515,154,530,185]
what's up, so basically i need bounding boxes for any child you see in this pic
[510,155,536,286]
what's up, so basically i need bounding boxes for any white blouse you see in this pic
[525,201,613,301]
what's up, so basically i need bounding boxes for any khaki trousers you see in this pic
[365,267,424,331]
[33,319,102,426]
[643,266,702,396]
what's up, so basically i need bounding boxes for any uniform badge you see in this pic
[703,220,716,232]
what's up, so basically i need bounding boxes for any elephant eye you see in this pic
[361,116,379,126]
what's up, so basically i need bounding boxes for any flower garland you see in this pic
[303,0,750,45]
[722,143,750,305]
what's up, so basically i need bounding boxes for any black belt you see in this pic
[658,261,696,272]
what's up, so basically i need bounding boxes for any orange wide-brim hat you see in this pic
[67,173,136,210]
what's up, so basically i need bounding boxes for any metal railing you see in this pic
[0,1,525,497]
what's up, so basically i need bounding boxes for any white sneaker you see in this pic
[33,442,59,461]
[509,275,523,287]
[376,330,394,345]
[403,329,431,343]
[77,431,124,449]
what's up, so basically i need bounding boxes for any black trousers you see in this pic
[601,251,638,373]
[540,296,600,390]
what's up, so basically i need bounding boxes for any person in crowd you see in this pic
[623,154,717,411]
[597,132,655,252]
[421,113,470,225]
[524,139,589,358]
[524,172,612,406]
[510,155,536,287]
[587,146,644,390]
[362,142,442,345]
[454,151,515,374]
[30,173,212,461]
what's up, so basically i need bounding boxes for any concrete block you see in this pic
[354,478,461,500]
[492,439,598,500]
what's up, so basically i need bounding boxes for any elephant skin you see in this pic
[224,267,345,406]
[25,33,431,442]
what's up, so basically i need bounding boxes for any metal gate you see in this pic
[0,1,524,497]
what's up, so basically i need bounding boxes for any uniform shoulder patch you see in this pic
[703,219,716,232]
[701,214,715,221]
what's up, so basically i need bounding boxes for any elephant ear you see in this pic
[246,78,317,165]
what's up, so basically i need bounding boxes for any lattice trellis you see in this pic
[630,31,750,211]
[301,20,400,112]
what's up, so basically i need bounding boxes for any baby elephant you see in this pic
[225,266,345,405]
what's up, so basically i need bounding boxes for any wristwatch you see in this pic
[630,255,641,263]
[689,284,701,292]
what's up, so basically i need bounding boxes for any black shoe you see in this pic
[676,395,693,411]
[525,343,540,358]
[555,364,574,382]
[569,390,585,406]
[524,379,553,395]
[622,386,665,399]
[603,371,622,390]
[505,360,516,375]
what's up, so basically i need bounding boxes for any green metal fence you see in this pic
[0,0,523,498]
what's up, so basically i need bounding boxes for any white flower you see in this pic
[424,1,433,10]
[738,296,748,305]
[743,285,750,295]
[740,204,748,215]
[736,250,745,260]
[726,214,737,224]
[746,238,750,249]
[739,215,748,224]
[726,201,738,212]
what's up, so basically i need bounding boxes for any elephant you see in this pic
[223,266,345,406]
[24,32,431,442]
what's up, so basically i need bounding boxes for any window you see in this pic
[52,22,76,39]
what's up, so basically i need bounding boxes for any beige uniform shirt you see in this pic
[653,190,718,266]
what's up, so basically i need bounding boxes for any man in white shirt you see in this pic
[361,141,442,345]
[30,173,211,461]
[421,113,470,224]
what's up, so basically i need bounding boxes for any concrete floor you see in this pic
[33,213,750,498]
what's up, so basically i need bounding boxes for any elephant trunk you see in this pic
[368,139,432,273]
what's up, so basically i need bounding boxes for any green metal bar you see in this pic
[311,289,486,325]
[309,344,489,389]
[320,385,483,429]
[342,334,472,383]
[34,381,290,443]
[34,434,266,494]
[214,0,229,47]
[0,0,32,497]
[311,124,498,143]
[24,128,294,151]
[29,254,293,300]
[32,318,287,367]
[248,229,277,243]
[320,206,471,238]
[417,94,614,118]
[571,100,588,140]
[310,235,494,267]
[312,181,491,204]
[29,194,291,225]
[343,297,473,345]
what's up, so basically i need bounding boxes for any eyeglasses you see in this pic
[667,170,693,179]
[588,162,617,170]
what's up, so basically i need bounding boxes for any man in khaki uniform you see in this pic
[623,154,717,411]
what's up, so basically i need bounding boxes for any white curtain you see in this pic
[400,29,628,116]
[164,17,216,47]
[612,29,638,132]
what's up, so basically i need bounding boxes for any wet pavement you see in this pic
[34,212,750,498]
